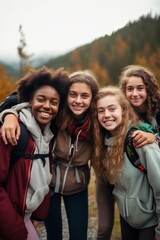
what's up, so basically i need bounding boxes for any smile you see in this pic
[103,119,115,124]
[72,106,83,110]
[39,111,52,117]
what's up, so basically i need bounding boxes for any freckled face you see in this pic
[125,76,147,111]
[67,82,92,119]
[30,85,60,129]
[97,95,123,135]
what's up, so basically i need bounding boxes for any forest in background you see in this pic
[0,14,160,102]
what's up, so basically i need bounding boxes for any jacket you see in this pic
[51,128,92,195]
[112,139,160,240]
[0,106,53,240]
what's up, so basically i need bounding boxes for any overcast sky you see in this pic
[0,0,160,62]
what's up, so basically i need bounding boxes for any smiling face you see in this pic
[30,85,60,129]
[97,95,123,136]
[125,76,147,112]
[67,82,92,119]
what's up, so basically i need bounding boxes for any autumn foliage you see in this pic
[46,14,160,86]
[0,65,16,102]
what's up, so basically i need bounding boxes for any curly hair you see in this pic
[92,86,140,184]
[16,66,69,109]
[57,70,99,135]
[119,65,160,121]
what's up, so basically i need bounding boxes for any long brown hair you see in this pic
[57,70,99,137]
[92,86,140,184]
[119,65,160,121]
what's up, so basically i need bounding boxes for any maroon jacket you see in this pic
[0,134,50,240]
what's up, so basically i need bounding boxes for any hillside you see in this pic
[1,14,160,87]
[45,14,160,86]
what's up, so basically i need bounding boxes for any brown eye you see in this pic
[82,94,89,99]
[126,87,133,92]
[51,100,59,106]
[97,109,104,114]
[69,92,76,97]
[37,97,45,102]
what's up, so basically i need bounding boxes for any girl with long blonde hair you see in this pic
[93,86,160,240]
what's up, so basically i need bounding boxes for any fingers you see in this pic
[1,114,20,145]
[16,124,21,141]
[134,140,148,148]
[1,128,8,145]
[132,130,155,148]
[132,130,146,147]
[1,127,18,145]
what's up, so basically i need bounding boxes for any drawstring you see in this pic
[75,129,82,152]
[54,162,81,194]
[54,128,86,194]
[69,143,74,157]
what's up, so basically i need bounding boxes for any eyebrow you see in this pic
[97,104,116,109]
[126,84,145,87]
[37,95,59,100]
[69,90,90,94]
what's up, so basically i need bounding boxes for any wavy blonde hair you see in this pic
[119,65,160,121]
[92,86,140,184]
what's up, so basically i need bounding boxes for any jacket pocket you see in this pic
[113,190,156,228]
[126,196,156,227]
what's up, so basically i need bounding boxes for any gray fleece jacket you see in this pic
[17,104,53,220]
[105,136,160,240]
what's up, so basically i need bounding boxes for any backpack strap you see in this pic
[124,128,147,173]
[10,123,50,168]
[10,123,30,168]
[22,153,49,167]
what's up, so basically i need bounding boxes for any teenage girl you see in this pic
[93,86,160,240]
[0,66,69,240]
[119,64,160,143]
[0,70,99,240]
[45,70,99,240]
[95,65,158,240]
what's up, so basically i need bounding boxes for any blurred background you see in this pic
[1,1,160,238]
[0,0,160,102]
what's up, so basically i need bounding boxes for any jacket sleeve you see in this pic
[140,142,160,240]
[0,138,28,240]
[0,102,29,123]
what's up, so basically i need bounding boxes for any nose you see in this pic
[75,95,82,103]
[132,88,138,96]
[104,109,110,118]
[43,100,51,109]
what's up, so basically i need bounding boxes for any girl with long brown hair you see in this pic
[92,86,160,240]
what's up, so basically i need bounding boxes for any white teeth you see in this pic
[40,112,50,117]
[103,120,114,123]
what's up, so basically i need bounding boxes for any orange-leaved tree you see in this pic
[0,65,16,102]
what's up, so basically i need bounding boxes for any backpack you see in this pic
[0,92,51,168]
[0,92,18,113]
[0,92,18,127]
[124,123,154,173]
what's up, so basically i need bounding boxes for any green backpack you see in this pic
[124,122,154,173]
